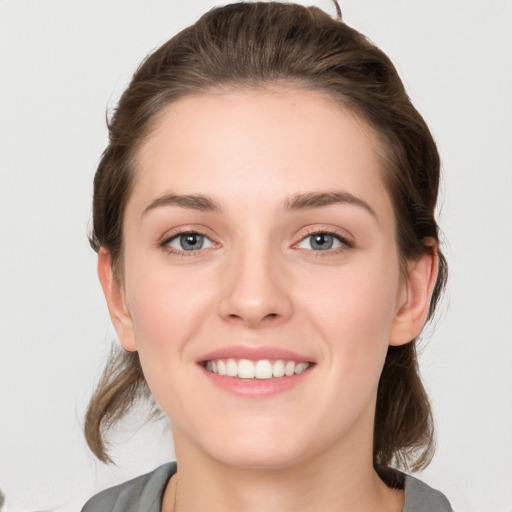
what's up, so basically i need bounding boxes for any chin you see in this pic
[190,417,325,470]
[209,442,308,470]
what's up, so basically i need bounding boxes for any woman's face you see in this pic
[108,87,412,469]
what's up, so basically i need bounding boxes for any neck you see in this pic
[163,416,404,512]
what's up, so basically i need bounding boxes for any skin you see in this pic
[98,87,438,512]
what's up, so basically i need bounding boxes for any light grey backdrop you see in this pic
[1,1,511,511]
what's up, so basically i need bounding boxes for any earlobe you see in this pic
[97,248,137,352]
[389,243,439,347]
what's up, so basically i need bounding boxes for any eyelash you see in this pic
[159,230,214,257]
[159,229,354,257]
[296,228,354,256]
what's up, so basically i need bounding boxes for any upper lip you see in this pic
[198,345,314,364]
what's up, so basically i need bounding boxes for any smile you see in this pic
[205,359,311,379]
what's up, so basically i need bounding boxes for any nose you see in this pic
[217,243,294,328]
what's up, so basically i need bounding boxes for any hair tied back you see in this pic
[332,0,342,20]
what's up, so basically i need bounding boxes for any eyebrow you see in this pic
[142,190,377,219]
[283,191,377,219]
[142,193,221,216]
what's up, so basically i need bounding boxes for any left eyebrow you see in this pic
[283,191,377,220]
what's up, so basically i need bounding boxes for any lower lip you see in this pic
[200,365,313,398]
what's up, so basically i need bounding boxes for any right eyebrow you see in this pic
[283,191,377,220]
[142,193,221,217]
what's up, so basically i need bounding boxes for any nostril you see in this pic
[261,312,281,323]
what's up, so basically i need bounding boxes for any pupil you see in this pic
[312,234,333,250]
[180,234,203,250]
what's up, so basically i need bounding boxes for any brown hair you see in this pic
[85,1,448,474]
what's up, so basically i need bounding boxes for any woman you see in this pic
[82,2,451,510]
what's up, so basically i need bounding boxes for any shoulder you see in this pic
[81,462,177,512]
[403,474,452,512]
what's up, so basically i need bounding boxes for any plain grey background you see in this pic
[0,1,511,511]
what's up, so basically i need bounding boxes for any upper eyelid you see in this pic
[295,226,354,245]
[160,226,216,244]
[295,234,352,251]
[165,231,213,243]
[160,231,217,256]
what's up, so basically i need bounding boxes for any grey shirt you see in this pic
[82,462,452,512]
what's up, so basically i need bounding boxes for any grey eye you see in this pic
[168,233,214,251]
[297,233,343,251]
[310,233,334,250]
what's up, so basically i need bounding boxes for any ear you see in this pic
[97,248,137,352]
[389,242,439,347]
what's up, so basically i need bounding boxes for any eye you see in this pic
[164,232,215,252]
[296,232,351,251]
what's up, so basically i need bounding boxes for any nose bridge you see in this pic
[218,232,293,327]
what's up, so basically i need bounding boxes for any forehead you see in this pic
[130,86,392,219]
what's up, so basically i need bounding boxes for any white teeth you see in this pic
[285,361,295,376]
[238,359,255,379]
[205,358,311,379]
[295,362,309,374]
[217,360,226,376]
[226,358,238,377]
[255,360,273,379]
[272,360,285,377]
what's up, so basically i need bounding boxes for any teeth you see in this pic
[217,360,226,375]
[294,362,309,374]
[285,361,295,376]
[272,360,285,377]
[226,358,237,377]
[205,358,311,379]
[238,359,255,379]
[255,360,273,379]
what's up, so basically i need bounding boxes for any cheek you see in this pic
[299,261,400,383]
[123,266,216,415]
[303,259,399,330]
[126,268,214,352]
